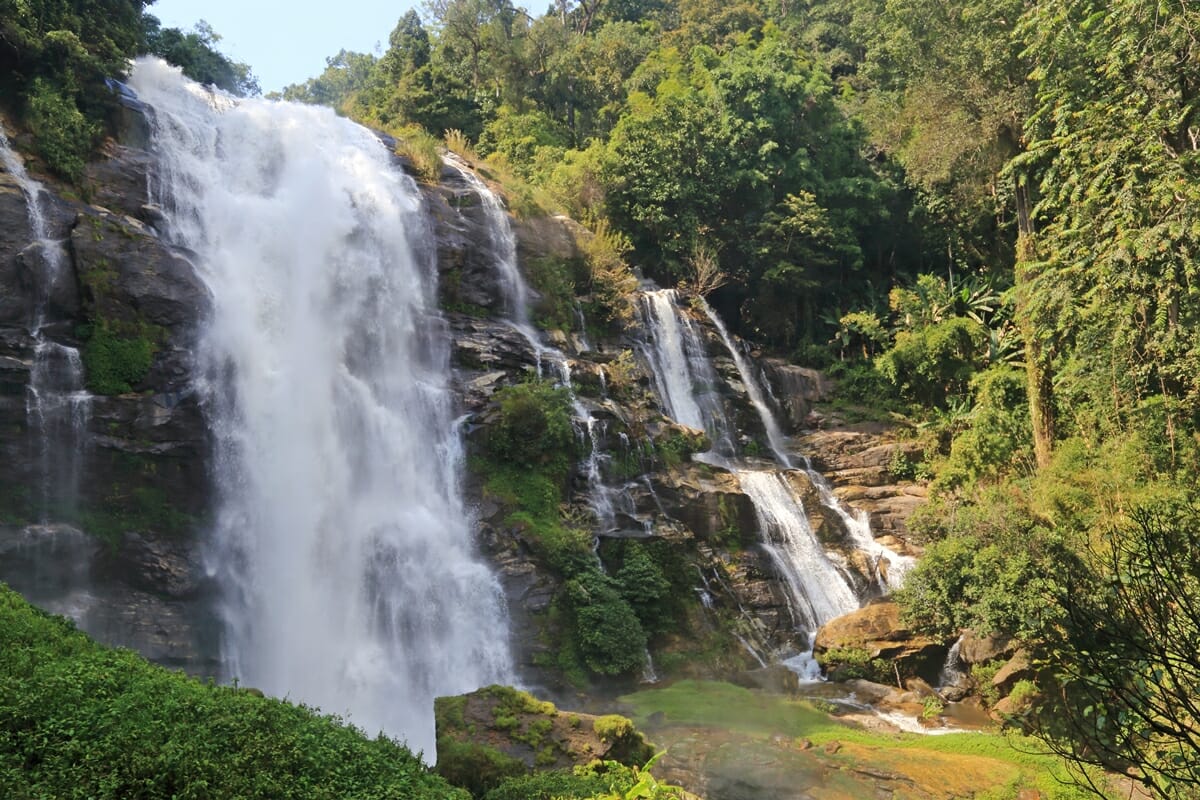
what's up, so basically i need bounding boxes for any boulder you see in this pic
[959,629,1016,665]
[434,686,655,796]
[990,649,1034,695]
[814,602,948,683]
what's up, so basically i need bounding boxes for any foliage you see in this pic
[563,570,647,676]
[143,18,259,95]
[25,78,97,181]
[875,316,986,407]
[80,321,156,395]
[525,256,582,331]
[436,738,525,798]
[896,489,1074,640]
[393,124,445,182]
[932,367,1032,490]
[487,381,577,479]
[1030,502,1200,798]
[0,584,465,799]
[614,542,673,634]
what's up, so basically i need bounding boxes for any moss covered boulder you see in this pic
[434,685,655,797]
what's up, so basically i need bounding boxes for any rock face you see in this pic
[813,601,947,683]
[0,117,216,673]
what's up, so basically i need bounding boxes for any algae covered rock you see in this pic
[434,685,655,797]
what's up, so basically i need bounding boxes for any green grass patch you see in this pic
[619,681,1102,799]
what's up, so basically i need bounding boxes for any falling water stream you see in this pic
[130,58,512,755]
[0,125,91,520]
[639,289,908,678]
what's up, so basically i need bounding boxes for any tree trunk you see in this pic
[1014,178,1054,468]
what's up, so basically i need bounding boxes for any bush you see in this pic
[488,381,577,476]
[0,584,465,800]
[933,367,1033,490]
[876,316,987,407]
[564,570,647,676]
[81,322,156,395]
[436,738,525,798]
[26,78,96,182]
[394,124,443,182]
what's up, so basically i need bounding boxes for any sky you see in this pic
[146,0,419,94]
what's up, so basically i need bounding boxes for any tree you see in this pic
[1016,0,1200,451]
[144,18,260,96]
[1032,503,1200,797]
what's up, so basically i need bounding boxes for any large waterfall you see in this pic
[129,59,512,754]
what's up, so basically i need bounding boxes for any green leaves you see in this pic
[0,585,466,800]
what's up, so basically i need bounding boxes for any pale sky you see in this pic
[146,0,420,94]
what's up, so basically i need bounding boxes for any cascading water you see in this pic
[0,124,91,519]
[699,295,913,591]
[442,152,636,536]
[699,297,793,467]
[638,289,735,457]
[441,153,541,350]
[129,58,511,755]
[638,289,886,677]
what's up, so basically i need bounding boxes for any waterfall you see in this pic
[443,153,634,536]
[0,124,91,519]
[699,296,914,591]
[129,58,512,755]
[441,153,542,353]
[638,289,734,457]
[699,297,792,467]
[637,289,880,676]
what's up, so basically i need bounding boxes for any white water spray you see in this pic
[130,58,511,755]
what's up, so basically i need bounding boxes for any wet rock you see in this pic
[731,664,801,695]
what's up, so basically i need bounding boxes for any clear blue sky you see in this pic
[146,0,420,94]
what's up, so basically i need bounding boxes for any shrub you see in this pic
[876,316,987,407]
[564,569,647,676]
[487,381,577,479]
[394,124,443,182]
[80,321,156,395]
[0,585,465,799]
[26,78,96,182]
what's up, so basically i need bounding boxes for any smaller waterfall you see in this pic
[638,289,912,678]
[638,289,735,456]
[699,297,792,466]
[0,125,92,519]
[442,154,542,350]
[738,471,859,630]
[449,156,628,536]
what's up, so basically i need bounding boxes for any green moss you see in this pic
[74,484,196,546]
[79,321,158,395]
[436,694,469,733]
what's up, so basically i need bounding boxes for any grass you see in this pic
[619,680,1107,799]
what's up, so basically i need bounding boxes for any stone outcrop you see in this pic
[434,686,658,797]
[814,601,947,683]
